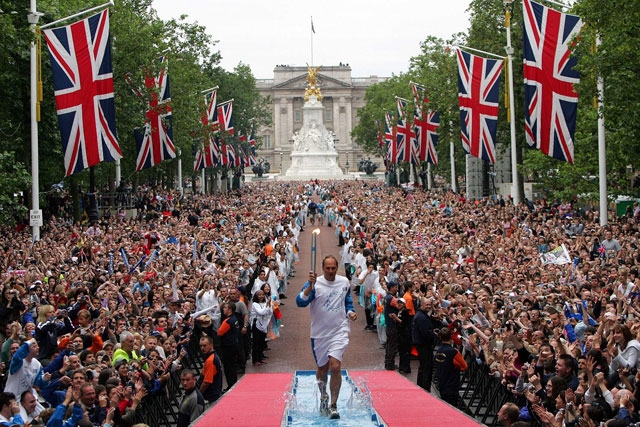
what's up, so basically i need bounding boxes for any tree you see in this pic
[352,35,466,187]
[0,152,32,225]
[408,36,466,187]
[572,0,640,197]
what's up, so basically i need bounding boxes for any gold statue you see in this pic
[304,63,322,102]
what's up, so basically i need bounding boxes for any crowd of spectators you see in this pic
[335,184,640,427]
[1,179,640,427]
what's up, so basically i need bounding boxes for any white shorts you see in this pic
[311,333,349,367]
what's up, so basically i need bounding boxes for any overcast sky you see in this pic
[152,0,471,79]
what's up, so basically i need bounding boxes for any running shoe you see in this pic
[320,395,329,416]
[329,404,340,419]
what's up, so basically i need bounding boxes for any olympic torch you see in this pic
[311,229,321,274]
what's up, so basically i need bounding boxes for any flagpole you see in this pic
[34,0,114,239]
[115,159,121,187]
[177,148,183,195]
[310,16,314,66]
[450,120,456,192]
[40,0,113,29]
[596,35,607,226]
[504,0,520,206]
[29,0,42,241]
[201,86,219,94]
[455,45,505,60]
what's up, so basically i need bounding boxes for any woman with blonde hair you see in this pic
[36,305,56,325]
[35,304,73,361]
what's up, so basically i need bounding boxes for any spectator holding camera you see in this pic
[0,287,26,340]
[34,305,74,363]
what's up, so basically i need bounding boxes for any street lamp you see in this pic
[279,152,283,174]
[504,0,520,206]
[28,4,43,241]
[345,155,350,174]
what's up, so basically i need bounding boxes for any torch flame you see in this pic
[313,228,321,235]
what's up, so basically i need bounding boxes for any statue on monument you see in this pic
[284,63,342,177]
[307,121,323,150]
[304,63,323,102]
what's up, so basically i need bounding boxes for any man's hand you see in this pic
[308,271,317,286]
[63,386,74,406]
[105,407,115,424]
[348,311,357,322]
[99,393,108,408]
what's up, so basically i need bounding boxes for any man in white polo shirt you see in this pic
[296,255,357,420]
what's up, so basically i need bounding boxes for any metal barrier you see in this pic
[457,353,526,426]
[133,345,205,427]
[133,345,525,426]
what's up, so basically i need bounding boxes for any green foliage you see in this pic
[352,0,640,199]
[352,35,467,184]
[408,36,466,183]
[0,0,271,203]
[352,74,410,155]
[572,0,640,197]
[0,152,32,225]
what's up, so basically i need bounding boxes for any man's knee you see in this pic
[328,357,341,374]
[317,362,329,377]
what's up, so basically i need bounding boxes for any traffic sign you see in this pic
[30,209,43,227]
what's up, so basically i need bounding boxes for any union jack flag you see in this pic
[227,144,240,167]
[43,10,122,176]
[396,99,414,163]
[218,137,229,166]
[217,100,234,135]
[201,89,218,132]
[414,110,440,164]
[241,147,257,167]
[134,56,176,171]
[384,112,396,164]
[411,82,429,116]
[248,126,257,155]
[212,136,223,166]
[193,140,215,171]
[194,89,220,171]
[411,83,439,164]
[456,48,503,164]
[523,0,583,163]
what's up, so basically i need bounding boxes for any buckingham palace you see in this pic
[255,64,385,175]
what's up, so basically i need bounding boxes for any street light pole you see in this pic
[177,148,183,195]
[28,0,42,241]
[505,0,520,206]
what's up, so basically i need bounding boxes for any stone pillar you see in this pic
[344,96,353,148]
[466,155,484,200]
